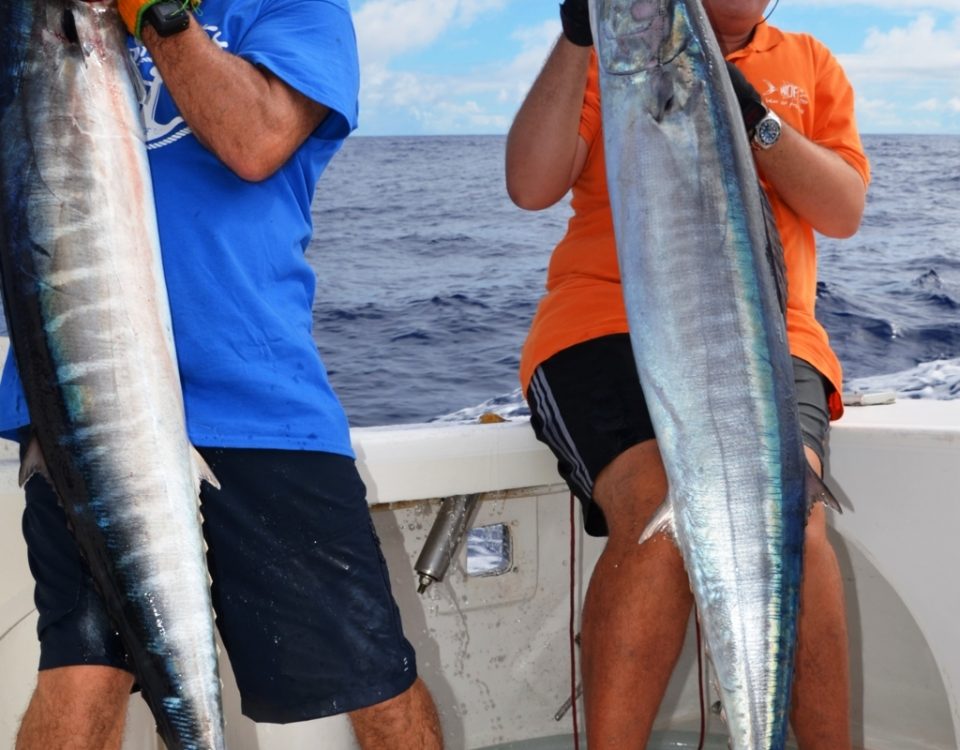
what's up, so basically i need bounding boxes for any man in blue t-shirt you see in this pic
[7,1,442,747]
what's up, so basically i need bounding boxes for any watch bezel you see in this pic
[753,110,782,150]
[143,1,191,37]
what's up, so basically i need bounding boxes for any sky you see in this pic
[349,0,960,136]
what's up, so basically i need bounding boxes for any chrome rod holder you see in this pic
[415,493,481,594]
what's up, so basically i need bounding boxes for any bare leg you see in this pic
[349,677,443,749]
[581,440,693,749]
[790,447,852,749]
[16,665,134,750]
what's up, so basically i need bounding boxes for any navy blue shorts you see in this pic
[526,334,831,537]
[21,446,417,723]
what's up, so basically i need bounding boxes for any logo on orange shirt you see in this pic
[760,79,810,115]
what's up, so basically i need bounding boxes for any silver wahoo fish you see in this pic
[0,2,224,748]
[590,0,821,746]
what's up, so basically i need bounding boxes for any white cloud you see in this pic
[456,0,511,26]
[838,13,960,80]
[833,12,960,131]
[355,7,561,135]
[353,0,509,65]
[856,95,899,119]
[492,20,564,104]
[352,3,960,135]
[353,1,456,65]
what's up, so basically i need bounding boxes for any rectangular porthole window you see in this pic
[466,523,512,577]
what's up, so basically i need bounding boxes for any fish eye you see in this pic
[61,7,80,45]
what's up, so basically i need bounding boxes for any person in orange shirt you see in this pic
[506,1,870,748]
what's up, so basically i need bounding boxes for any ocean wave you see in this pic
[846,358,960,400]
[435,357,960,426]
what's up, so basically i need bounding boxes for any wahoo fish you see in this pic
[0,2,224,748]
[590,0,813,747]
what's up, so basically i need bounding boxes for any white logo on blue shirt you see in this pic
[129,25,229,150]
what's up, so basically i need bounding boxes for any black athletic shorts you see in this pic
[21,446,417,723]
[526,333,832,537]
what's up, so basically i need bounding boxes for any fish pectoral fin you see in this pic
[192,447,221,491]
[638,499,676,546]
[17,434,51,488]
[806,463,843,514]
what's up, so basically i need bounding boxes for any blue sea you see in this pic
[313,133,960,427]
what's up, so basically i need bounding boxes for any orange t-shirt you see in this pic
[519,22,871,420]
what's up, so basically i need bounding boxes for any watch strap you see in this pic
[120,0,196,39]
[142,0,190,38]
[741,99,768,140]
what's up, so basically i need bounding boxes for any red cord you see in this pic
[570,491,580,749]
[696,615,706,750]
[566,492,706,749]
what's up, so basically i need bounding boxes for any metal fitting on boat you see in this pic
[415,494,481,594]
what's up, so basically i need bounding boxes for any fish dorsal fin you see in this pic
[760,187,788,318]
[18,433,50,488]
[638,499,676,546]
[806,463,843,514]
[192,447,220,492]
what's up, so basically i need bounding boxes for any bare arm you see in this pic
[141,19,330,182]
[505,37,592,211]
[756,124,867,239]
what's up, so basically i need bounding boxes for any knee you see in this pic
[594,441,668,540]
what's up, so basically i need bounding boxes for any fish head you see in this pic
[591,0,719,123]
[49,1,128,60]
[1,0,124,77]
[1,0,134,129]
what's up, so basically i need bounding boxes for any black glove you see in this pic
[560,0,592,47]
[725,61,767,137]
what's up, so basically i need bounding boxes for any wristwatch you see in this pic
[143,0,191,37]
[752,108,783,151]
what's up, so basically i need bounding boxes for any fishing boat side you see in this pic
[0,335,957,749]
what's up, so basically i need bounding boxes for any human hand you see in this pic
[725,61,767,137]
[118,0,199,40]
[560,0,592,47]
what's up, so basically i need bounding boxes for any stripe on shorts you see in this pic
[529,368,594,498]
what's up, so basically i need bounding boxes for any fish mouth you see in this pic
[60,6,81,44]
[595,0,694,76]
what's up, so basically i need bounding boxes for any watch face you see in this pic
[757,116,781,147]
[146,1,190,36]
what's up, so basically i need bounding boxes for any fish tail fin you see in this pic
[638,498,676,546]
[806,463,843,514]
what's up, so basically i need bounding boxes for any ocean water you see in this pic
[4,135,953,426]
[313,133,960,426]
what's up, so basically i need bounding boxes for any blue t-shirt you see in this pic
[0,0,360,457]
